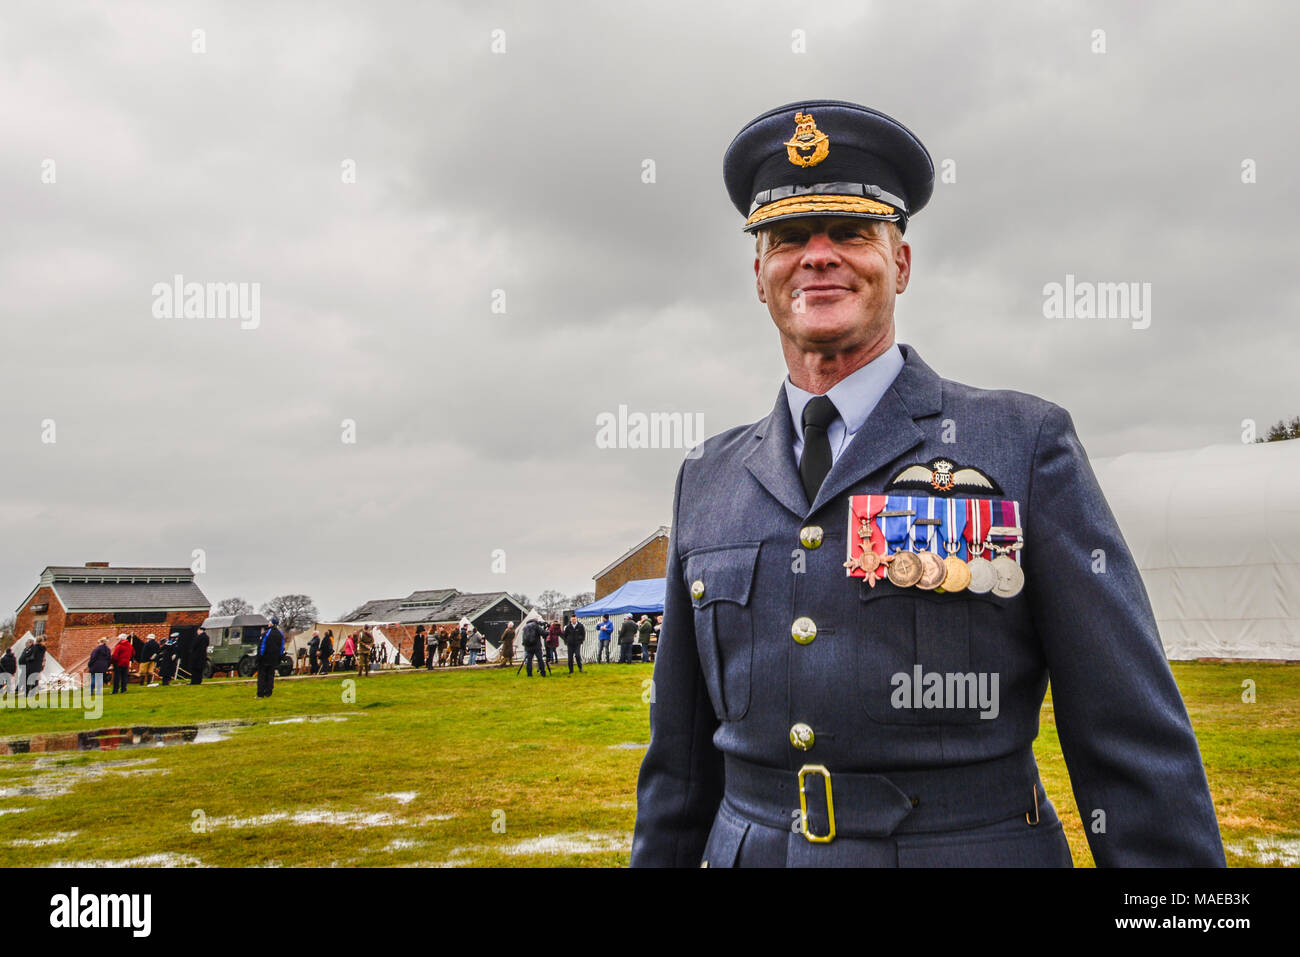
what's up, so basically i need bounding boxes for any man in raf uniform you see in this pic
[631,100,1224,867]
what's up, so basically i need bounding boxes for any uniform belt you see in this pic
[722,750,1041,841]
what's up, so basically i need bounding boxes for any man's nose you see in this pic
[800,231,840,267]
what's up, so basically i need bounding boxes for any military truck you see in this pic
[199,613,293,679]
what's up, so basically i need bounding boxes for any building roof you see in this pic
[339,589,524,625]
[593,526,670,581]
[17,565,211,614]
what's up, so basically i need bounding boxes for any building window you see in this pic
[113,612,168,625]
[30,603,49,615]
[33,620,46,636]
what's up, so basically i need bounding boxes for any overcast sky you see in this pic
[3,0,1296,620]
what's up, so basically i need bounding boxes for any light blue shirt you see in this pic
[784,343,905,467]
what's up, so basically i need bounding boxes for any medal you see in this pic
[965,498,996,594]
[938,498,970,593]
[887,550,923,588]
[991,548,1025,598]
[988,500,1025,599]
[879,497,919,587]
[843,496,889,584]
[916,550,946,589]
[911,497,944,590]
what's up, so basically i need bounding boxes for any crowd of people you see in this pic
[0,610,664,698]
[496,613,661,677]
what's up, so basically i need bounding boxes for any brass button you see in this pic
[690,579,705,600]
[799,525,824,549]
[791,616,817,645]
[789,723,815,751]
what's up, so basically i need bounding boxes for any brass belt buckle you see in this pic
[797,764,836,844]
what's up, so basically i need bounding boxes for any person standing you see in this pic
[341,633,355,670]
[0,644,16,695]
[256,617,285,698]
[632,100,1224,868]
[617,615,637,664]
[521,618,547,677]
[562,615,586,675]
[159,633,179,685]
[596,615,613,663]
[545,621,561,665]
[20,637,47,695]
[426,628,438,670]
[87,637,111,696]
[139,633,160,686]
[499,622,516,667]
[637,616,654,663]
[357,627,374,677]
[466,628,483,666]
[454,625,468,667]
[308,631,321,675]
[319,630,334,675]
[111,634,133,694]
[410,625,426,669]
[189,627,209,685]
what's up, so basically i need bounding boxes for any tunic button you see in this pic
[791,616,817,645]
[789,723,815,751]
[690,580,705,600]
[799,525,824,549]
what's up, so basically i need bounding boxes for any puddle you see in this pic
[382,839,421,852]
[500,831,631,856]
[205,809,404,830]
[47,852,206,868]
[2,722,249,755]
[0,758,166,799]
[1227,836,1300,866]
[8,831,78,847]
[381,792,418,804]
[608,742,648,750]
[0,808,30,816]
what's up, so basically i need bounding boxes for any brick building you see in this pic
[335,589,527,661]
[594,526,670,598]
[13,563,211,672]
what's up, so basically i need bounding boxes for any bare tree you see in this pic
[260,595,319,634]
[216,597,255,616]
[508,592,532,611]
[535,589,567,619]
[569,592,595,611]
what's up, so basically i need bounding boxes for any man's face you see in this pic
[754,216,910,355]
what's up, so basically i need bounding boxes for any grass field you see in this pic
[0,661,1295,867]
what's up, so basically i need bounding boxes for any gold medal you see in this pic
[941,554,971,592]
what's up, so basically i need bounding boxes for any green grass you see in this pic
[0,661,1294,866]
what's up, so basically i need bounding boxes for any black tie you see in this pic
[800,395,838,504]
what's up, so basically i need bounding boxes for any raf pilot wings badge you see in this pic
[885,457,1004,496]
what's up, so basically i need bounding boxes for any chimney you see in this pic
[85,562,110,568]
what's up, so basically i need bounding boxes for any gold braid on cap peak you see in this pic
[745,194,896,229]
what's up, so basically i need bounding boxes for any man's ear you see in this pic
[894,239,912,295]
[755,257,767,303]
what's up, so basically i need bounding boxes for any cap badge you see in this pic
[784,111,829,168]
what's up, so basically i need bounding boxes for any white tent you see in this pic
[1092,439,1300,660]
[10,632,72,688]
[308,622,403,667]
[484,608,539,663]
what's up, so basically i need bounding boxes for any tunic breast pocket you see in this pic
[684,542,761,722]
[856,584,1003,726]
